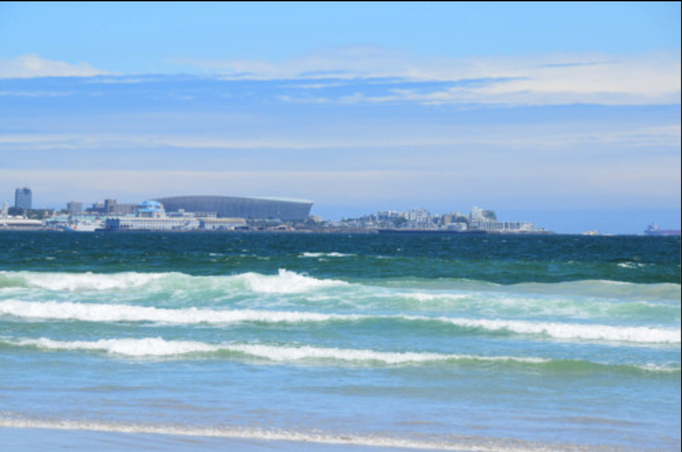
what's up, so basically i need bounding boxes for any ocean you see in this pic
[0,232,679,451]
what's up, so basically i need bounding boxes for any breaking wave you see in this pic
[2,338,677,374]
[300,252,356,258]
[0,300,352,324]
[1,300,679,344]
[0,270,348,294]
[1,271,679,313]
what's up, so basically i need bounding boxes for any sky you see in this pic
[0,2,680,233]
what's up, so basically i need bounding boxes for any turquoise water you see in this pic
[0,232,679,451]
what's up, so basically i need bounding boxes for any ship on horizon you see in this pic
[644,223,681,236]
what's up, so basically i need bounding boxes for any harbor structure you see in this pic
[105,201,198,231]
[103,200,247,231]
[0,202,42,230]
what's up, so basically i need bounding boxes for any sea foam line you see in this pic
[0,300,351,324]
[0,269,348,294]
[300,252,356,258]
[0,417,596,452]
[1,300,679,344]
[424,317,682,344]
[2,337,551,366]
[2,338,679,374]
[1,270,680,303]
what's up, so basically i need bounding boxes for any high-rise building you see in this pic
[104,199,117,214]
[67,201,84,215]
[14,187,32,211]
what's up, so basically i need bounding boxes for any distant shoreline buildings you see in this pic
[14,187,32,211]
[1,187,553,234]
[330,206,543,234]
[2,187,678,236]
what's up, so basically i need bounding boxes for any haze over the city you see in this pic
[0,2,680,234]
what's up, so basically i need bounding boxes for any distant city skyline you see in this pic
[0,2,679,234]
[2,186,679,236]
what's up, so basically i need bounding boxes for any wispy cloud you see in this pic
[173,47,681,106]
[0,90,73,97]
[1,122,679,153]
[0,54,109,78]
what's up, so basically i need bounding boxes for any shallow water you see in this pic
[0,232,679,451]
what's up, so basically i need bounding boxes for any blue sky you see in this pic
[0,2,680,233]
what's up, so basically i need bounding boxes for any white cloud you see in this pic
[174,47,681,106]
[0,54,109,78]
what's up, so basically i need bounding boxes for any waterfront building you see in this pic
[469,206,484,222]
[444,222,468,231]
[154,195,313,221]
[103,200,248,232]
[377,211,406,221]
[199,218,248,230]
[0,217,43,230]
[105,201,200,231]
[408,208,430,222]
[112,204,139,216]
[67,201,83,215]
[0,201,42,230]
[106,216,200,231]
[88,201,106,214]
[14,188,32,211]
[104,199,117,214]
[469,219,536,233]
[102,199,139,215]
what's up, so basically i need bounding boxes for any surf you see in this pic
[2,300,679,345]
[2,337,678,375]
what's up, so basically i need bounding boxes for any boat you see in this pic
[0,218,44,230]
[61,220,103,232]
[644,223,681,236]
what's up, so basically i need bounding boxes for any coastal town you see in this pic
[1,187,551,234]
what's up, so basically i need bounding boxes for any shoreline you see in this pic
[0,425,474,452]
[0,427,436,452]
[0,421,602,452]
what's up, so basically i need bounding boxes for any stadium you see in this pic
[153,195,314,221]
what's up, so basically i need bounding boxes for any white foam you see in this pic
[5,338,678,375]
[0,271,169,292]
[13,337,219,357]
[0,270,348,295]
[301,252,355,258]
[4,337,548,365]
[429,317,682,344]
[1,300,678,344]
[0,300,349,324]
[0,417,563,452]
[238,269,348,294]
[227,343,549,365]
[397,292,469,303]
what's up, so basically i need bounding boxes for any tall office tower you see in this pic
[67,201,84,215]
[14,187,32,211]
